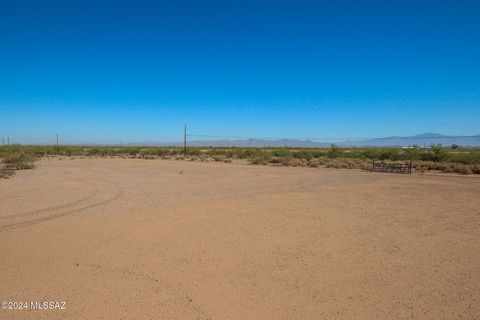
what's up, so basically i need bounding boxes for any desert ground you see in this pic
[0,158,479,319]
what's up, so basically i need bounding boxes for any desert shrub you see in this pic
[206,149,226,156]
[414,160,444,173]
[233,149,250,158]
[308,159,320,167]
[421,145,449,162]
[451,163,467,173]
[411,160,479,175]
[378,149,400,161]
[87,148,100,156]
[432,145,449,162]
[271,148,291,157]
[234,148,255,158]
[348,158,370,170]
[142,154,157,160]
[187,148,202,156]
[315,157,328,166]
[403,147,421,160]
[443,163,472,175]
[471,165,480,174]
[327,144,343,158]
[0,168,15,179]
[359,161,373,171]
[269,157,285,166]
[322,158,371,170]
[213,155,226,162]
[153,148,171,157]
[293,150,316,160]
[269,157,303,166]
[2,153,36,170]
[324,159,347,169]
[457,165,472,175]
[249,154,271,165]
[449,152,480,165]
[242,149,270,162]
[122,147,140,156]
[223,150,236,158]
[362,149,379,159]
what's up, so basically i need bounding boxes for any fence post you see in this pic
[409,160,412,174]
[372,159,375,172]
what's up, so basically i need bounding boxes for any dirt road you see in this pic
[1,158,479,319]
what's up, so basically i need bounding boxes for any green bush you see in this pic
[269,157,303,166]
[403,147,421,160]
[271,148,291,157]
[378,149,400,161]
[327,144,343,158]
[421,145,449,162]
[2,153,36,170]
[249,154,271,165]
[187,148,202,156]
[362,149,379,159]
[293,150,317,160]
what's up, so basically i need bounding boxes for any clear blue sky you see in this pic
[1,0,479,144]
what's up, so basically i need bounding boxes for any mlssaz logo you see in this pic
[30,301,66,310]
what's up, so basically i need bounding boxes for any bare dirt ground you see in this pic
[1,158,479,319]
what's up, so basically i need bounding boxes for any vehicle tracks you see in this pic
[0,178,123,233]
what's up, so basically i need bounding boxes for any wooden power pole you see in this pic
[184,124,187,155]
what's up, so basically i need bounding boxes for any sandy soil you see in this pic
[1,158,479,319]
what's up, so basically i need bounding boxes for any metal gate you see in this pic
[373,160,412,174]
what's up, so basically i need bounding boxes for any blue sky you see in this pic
[1,0,479,144]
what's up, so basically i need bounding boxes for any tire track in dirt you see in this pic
[0,186,100,221]
[0,179,123,233]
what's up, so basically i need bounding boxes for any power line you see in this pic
[186,133,473,141]
[187,134,367,140]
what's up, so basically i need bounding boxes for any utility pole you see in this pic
[7,136,9,146]
[1,137,4,146]
[56,133,59,145]
[184,124,187,155]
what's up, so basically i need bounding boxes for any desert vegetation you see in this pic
[0,144,479,175]
[0,152,37,179]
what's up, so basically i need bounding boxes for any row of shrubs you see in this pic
[2,144,480,162]
[1,145,479,175]
[250,156,480,174]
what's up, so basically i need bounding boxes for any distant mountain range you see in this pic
[127,133,480,148]
[335,133,480,148]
